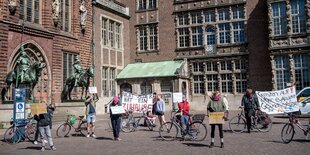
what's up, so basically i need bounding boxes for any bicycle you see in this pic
[4,115,37,144]
[281,113,310,143]
[159,112,207,141]
[229,106,272,133]
[121,109,157,133]
[56,115,88,137]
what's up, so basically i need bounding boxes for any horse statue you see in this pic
[62,66,94,100]
[1,61,46,101]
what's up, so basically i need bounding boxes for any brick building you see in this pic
[0,0,93,105]
[117,0,272,109]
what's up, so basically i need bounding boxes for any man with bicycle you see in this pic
[178,95,190,136]
[241,88,260,133]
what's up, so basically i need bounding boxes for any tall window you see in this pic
[272,2,287,35]
[291,0,306,33]
[110,68,116,97]
[191,12,202,24]
[178,14,189,26]
[161,81,173,92]
[191,26,203,47]
[219,23,230,44]
[232,6,244,19]
[102,67,108,96]
[294,54,310,91]
[193,62,204,72]
[207,74,218,92]
[236,73,247,93]
[233,22,245,43]
[218,8,230,21]
[206,27,216,45]
[60,0,70,32]
[178,28,190,48]
[221,74,233,93]
[20,0,41,24]
[137,24,158,52]
[193,75,204,94]
[138,0,157,10]
[235,59,247,70]
[102,17,123,49]
[204,10,215,23]
[275,55,290,90]
[63,53,77,85]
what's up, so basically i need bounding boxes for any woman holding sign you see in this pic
[110,96,122,141]
[207,91,226,148]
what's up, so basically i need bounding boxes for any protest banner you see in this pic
[30,103,47,115]
[208,112,225,124]
[122,91,153,113]
[256,86,299,114]
[110,106,126,114]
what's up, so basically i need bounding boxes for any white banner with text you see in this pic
[122,92,153,113]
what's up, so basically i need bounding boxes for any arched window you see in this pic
[120,83,132,94]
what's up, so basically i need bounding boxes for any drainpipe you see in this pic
[92,0,96,86]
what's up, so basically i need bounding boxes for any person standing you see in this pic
[241,88,260,133]
[154,95,166,127]
[85,94,98,138]
[34,106,56,151]
[207,91,226,148]
[178,95,190,132]
[110,96,122,141]
[223,94,229,121]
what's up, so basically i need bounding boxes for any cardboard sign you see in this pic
[30,103,47,115]
[110,106,126,114]
[88,87,97,94]
[208,112,225,124]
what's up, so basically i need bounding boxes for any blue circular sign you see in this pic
[18,103,23,110]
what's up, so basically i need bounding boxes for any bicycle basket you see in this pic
[69,115,76,125]
[192,114,205,122]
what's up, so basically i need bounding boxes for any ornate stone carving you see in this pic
[306,0,310,30]
[286,1,291,33]
[271,39,289,47]
[80,0,88,31]
[268,3,273,35]
[8,0,17,15]
[291,37,307,45]
[52,0,60,26]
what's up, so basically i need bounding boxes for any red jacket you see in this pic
[178,101,190,115]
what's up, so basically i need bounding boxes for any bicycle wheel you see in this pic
[281,124,295,144]
[121,118,134,133]
[79,121,88,136]
[188,121,207,141]
[257,119,273,132]
[56,123,71,137]
[145,119,154,131]
[4,126,21,144]
[26,123,37,142]
[159,122,178,141]
[229,115,246,133]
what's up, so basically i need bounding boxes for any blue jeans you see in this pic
[111,116,121,138]
[180,115,189,131]
[39,125,53,147]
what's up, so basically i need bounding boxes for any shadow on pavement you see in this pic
[182,142,208,147]
[19,146,41,150]
[95,137,114,141]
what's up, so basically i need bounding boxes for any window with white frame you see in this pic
[191,26,203,47]
[178,28,190,48]
[235,59,247,70]
[219,23,230,44]
[102,67,108,96]
[194,75,205,94]
[137,24,158,51]
[207,74,218,92]
[206,61,217,72]
[60,0,71,32]
[220,61,232,71]
[293,54,310,91]
[291,0,306,33]
[161,81,173,92]
[233,22,245,43]
[102,17,123,49]
[221,74,233,93]
[236,73,247,93]
[110,68,116,97]
[204,10,215,23]
[138,0,157,10]
[20,0,41,24]
[191,12,202,24]
[275,55,290,90]
[193,62,204,72]
[272,2,287,35]
[232,6,244,19]
[218,8,230,21]
[206,27,216,45]
[178,14,189,26]
[63,53,77,85]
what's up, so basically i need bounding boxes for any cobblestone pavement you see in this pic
[0,111,309,155]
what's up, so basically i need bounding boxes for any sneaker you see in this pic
[33,141,38,145]
[86,134,90,138]
[43,140,48,143]
[220,143,224,148]
[209,142,214,148]
[41,147,45,152]
[91,134,96,138]
[114,138,121,141]
[51,146,56,151]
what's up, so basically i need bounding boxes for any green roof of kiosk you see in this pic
[116,61,184,79]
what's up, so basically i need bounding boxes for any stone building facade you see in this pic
[267,0,310,92]
[0,0,93,105]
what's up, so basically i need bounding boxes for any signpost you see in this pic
[13,88,26,126]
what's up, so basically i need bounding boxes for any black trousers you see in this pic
[111,116,121,138]
[210,124,223,138]
[245,109,255,132]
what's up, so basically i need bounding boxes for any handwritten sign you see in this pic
[122,92,153,113]
[88,87,97,94]
[173,92,183,103]
[110,106,126,114]
[256,87,299,114]
[208,112,225,124]
[30,103,47,115]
